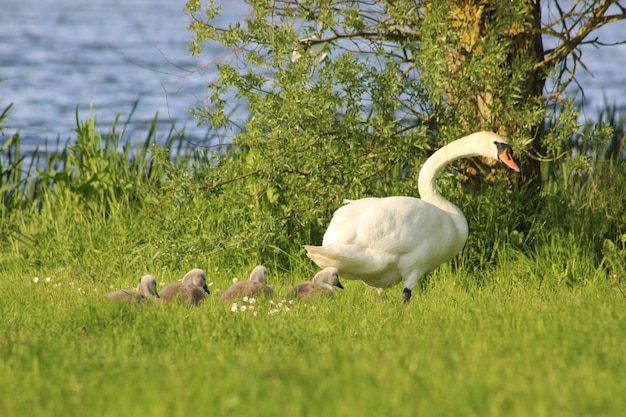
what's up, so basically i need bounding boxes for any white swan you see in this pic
[304,131,520,302]
[105,274,159,301]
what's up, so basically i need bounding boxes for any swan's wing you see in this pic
[304,243,401,287]
[322,197,455,254]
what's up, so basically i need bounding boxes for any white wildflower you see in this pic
[33,277,40,283]
[77,287,85,294]
[243,296,249,303]
[232,277,239,283]
[46,277,52,283]
[248,297,256,305]
[230,303,239,313]
[240,305,247,312]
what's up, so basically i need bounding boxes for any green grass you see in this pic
[1,264,624,417]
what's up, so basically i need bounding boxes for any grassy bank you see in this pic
[1,264,624,417]
[1,103,625,416]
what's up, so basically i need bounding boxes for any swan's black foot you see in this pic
[402,288,412,303]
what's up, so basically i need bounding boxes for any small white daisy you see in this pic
[33,277,40,283]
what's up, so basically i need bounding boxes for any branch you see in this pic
[538,0,623,69]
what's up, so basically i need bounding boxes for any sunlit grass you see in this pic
[1,263,625,417]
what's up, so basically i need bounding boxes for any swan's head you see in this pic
[249,265,269,284]
[137,274,159,298]
[494,141,520,172]
[474,131,520,172]
[313,267,344,289]
[183,268,210,294]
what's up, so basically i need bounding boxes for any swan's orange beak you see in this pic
[499,148,520,172]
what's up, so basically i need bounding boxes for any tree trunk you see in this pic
[437,0,545,191]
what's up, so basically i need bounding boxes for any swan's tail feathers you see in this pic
[303,244,394,280]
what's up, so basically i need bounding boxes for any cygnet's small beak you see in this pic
[203,283,210,295]
[336,279,344,290]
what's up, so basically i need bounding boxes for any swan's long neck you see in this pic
[417,135,482,235]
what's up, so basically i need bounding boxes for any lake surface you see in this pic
[2,0,626,153]
[1,0,245,152]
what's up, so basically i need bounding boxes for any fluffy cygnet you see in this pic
[287,267,343,299]
[220,265,274,301]
[105,274,159,301]
[160,268,210,305]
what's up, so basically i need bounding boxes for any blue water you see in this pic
[1,0,625,153]
[1,0,246,152]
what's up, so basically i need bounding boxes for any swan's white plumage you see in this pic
[304,131,519,301]
[307,196,467,289]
